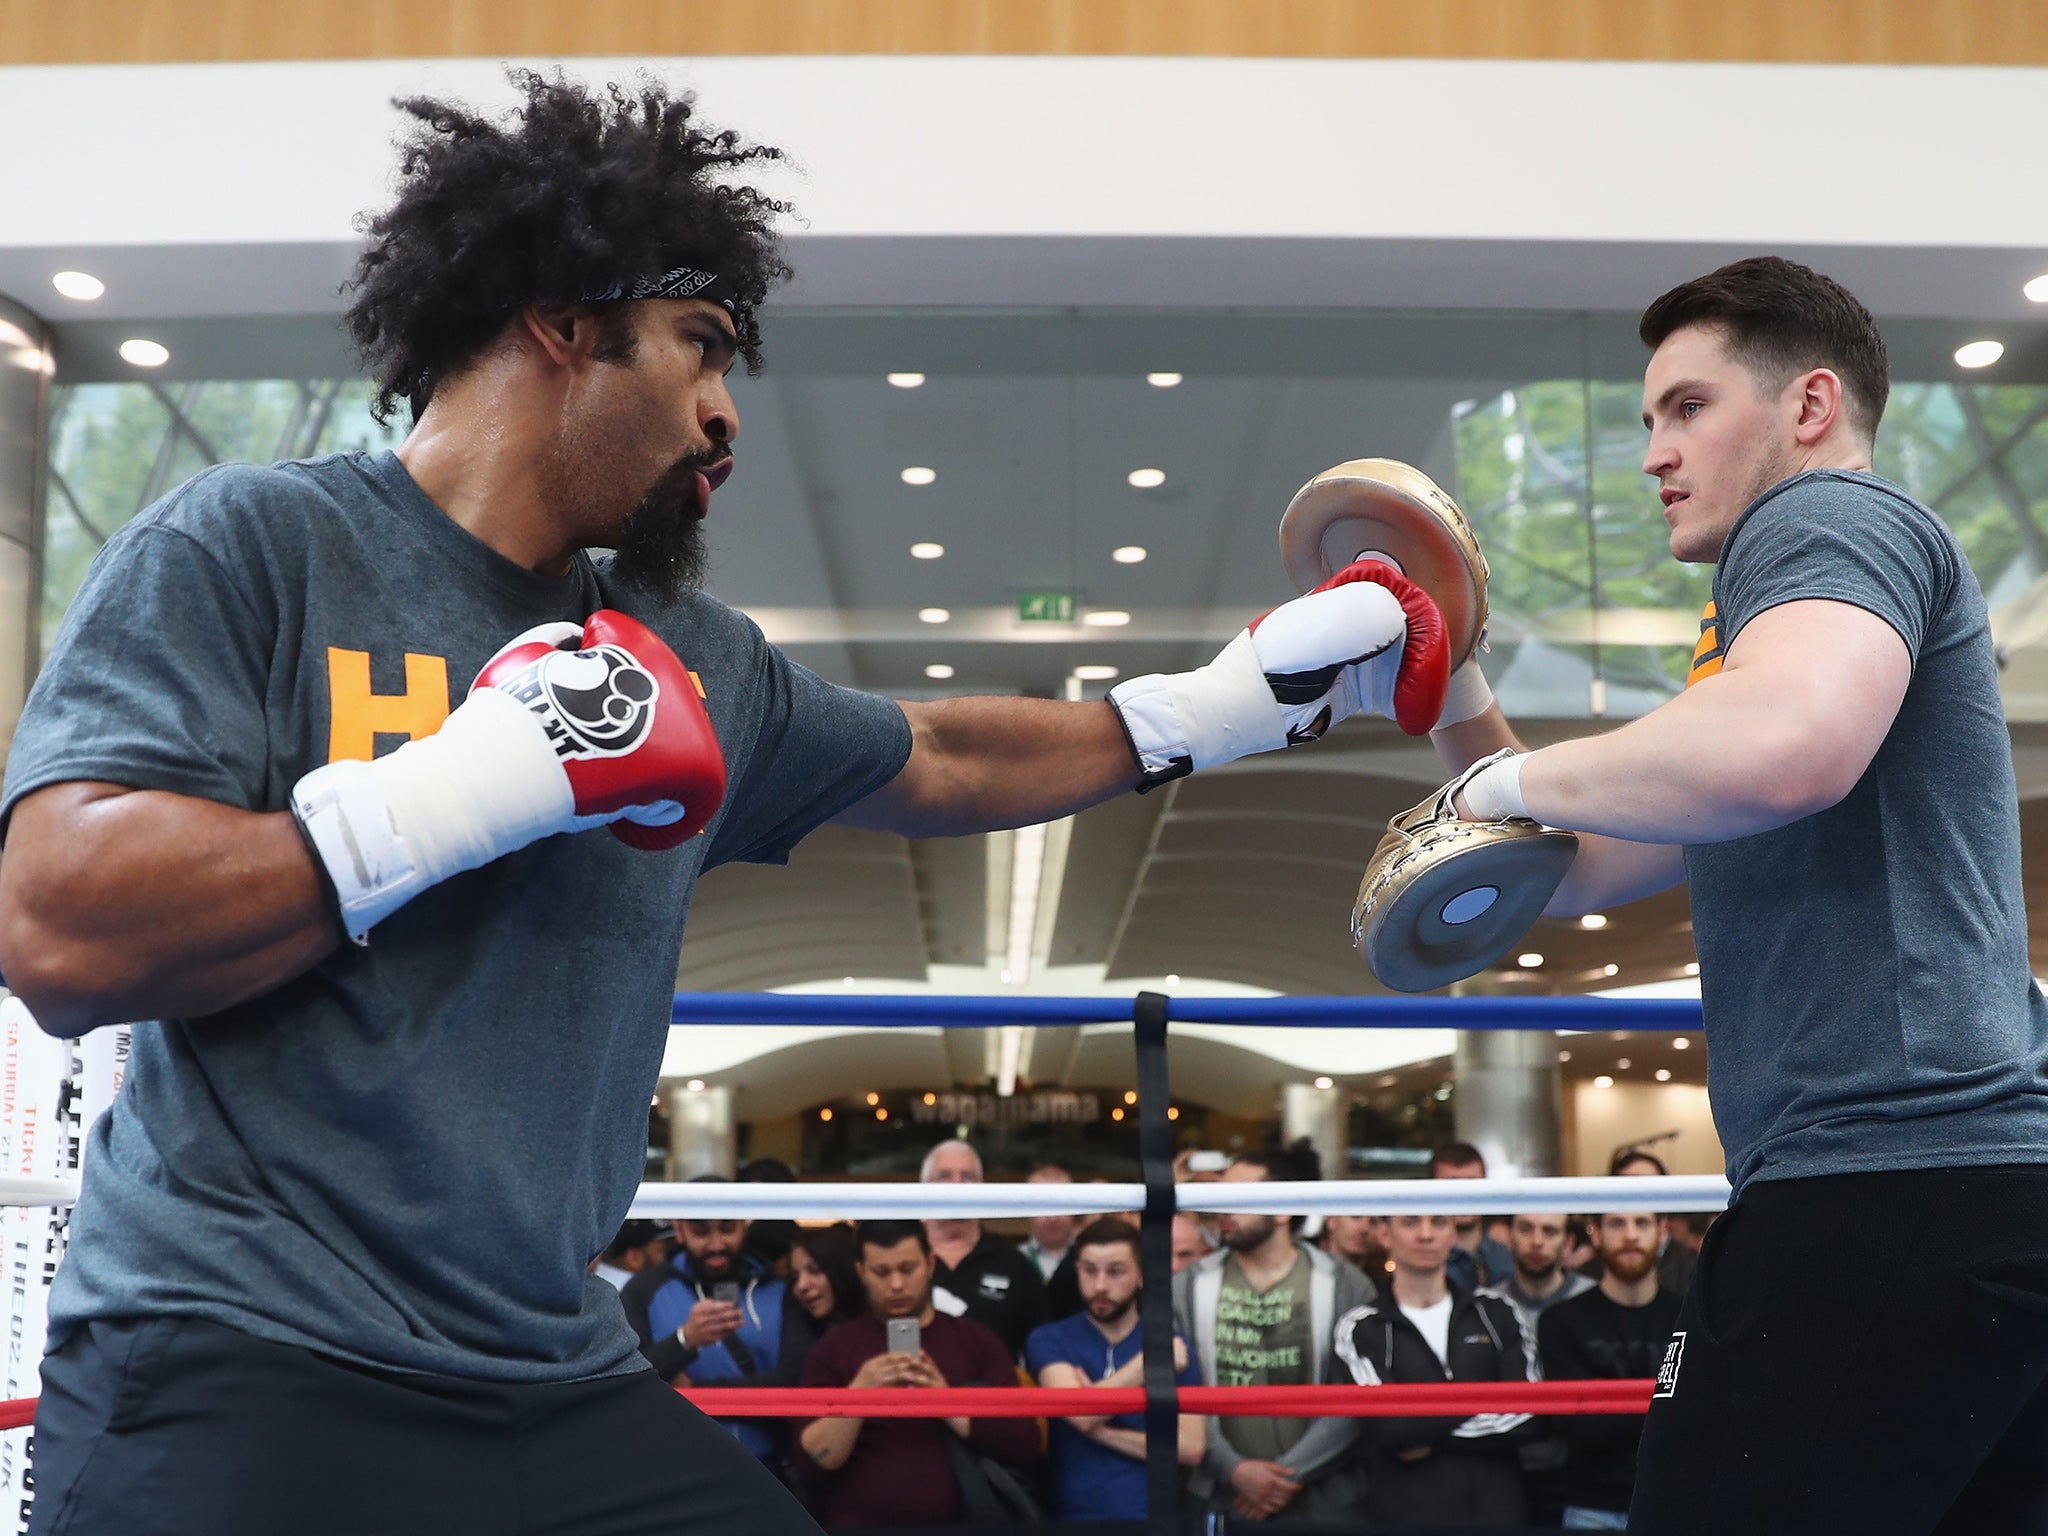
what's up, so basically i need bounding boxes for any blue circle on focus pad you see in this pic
[1440,885,1500,925]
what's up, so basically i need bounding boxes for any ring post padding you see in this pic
[1132,990,1180,1536]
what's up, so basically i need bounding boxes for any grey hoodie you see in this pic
[1171,1237,1377,1519]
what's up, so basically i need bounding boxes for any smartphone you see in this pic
[886,1316,922,1356]
[1186,1150,1228,1174]
[712,1282,741,1305]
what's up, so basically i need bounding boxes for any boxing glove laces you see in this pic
[291,610,727,942]
[1108,560,1449,790]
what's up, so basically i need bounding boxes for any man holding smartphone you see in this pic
[621,1188,797,1467]
[795,1222,1039,1524]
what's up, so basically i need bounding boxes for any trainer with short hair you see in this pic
[1429,254,2048,1533]
[0,73,1444,1536]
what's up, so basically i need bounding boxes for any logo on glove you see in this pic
[501,644,661,759]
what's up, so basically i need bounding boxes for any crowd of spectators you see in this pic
[595,1136,1702,1530]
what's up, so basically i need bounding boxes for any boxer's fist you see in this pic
[470,611,727,850]
[1248,560,1449,740]
[291,610,727,941]
[1108,560,1450,790]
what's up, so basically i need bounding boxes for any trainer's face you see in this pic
[547,298,740,601]
[1642,324,1800,564]
[859,1237,936,1318]
[677,1218,748,1280]
[1596,1211,1664,1283]
[1510,1213,1568,1282]
[1076,1241,1142,1326]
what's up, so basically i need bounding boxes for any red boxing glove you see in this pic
[472,610,727,849]
[1297,559,1450,735]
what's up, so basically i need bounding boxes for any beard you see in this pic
[1515,1255,1557,1285]
[1604,1246,1656,1283]
[610,452,715,604]
[1087,1293,1136,1326]
[1221,1214,1277,1253]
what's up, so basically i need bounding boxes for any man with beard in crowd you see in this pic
[1539,1211,1684,1529]
[1174,1148,1375,1522]
[1026,1219,1207,1521]
[621,1188,798,1469]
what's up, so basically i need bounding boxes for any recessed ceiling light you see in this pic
[1127,468,1166,489]
[1557,1050,1572,1062]
[901,465,937,486]
[918,607,950,624]
[1112,545,1148,564]
[1672,1037,1691,1050]
[119,338,169,368]
[1579,913,1609,930]
[2024,274,2048,303]
[1314,1075,1334,1090]
[1683,961,1700,976]
[1602,963,1620,977]
[910,541,944,560]
[1072,664,1120,681]
[687,1078,706,1092]
[1146,372,1183,388]
[52,270,104,302]
[1518,952,1544,968]
[1617,1057,1632,1069]
[887,372,926,388]
[1595,1075,1615,1089]
[1083,610,1131,627]
[1165,973,1180,985]
[1956,340,2005,369]
[1655,1069,1672,1082]
[924,663,955,679]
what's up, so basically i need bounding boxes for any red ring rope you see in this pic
[0,1379,1654,1434]
[682,1381,1654,1418]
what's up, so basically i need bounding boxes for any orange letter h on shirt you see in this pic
[326,648,452,763]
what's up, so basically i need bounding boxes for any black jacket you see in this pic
[1335,1282,1537,1528]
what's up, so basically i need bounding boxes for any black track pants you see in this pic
[26,1314,822,1536]
[1630,1164,2048,1536]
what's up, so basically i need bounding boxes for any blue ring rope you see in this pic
[671,991,1703,1030]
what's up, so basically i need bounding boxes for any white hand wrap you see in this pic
[1108,630,1288,789]
[291,689,577,943]
[1458,748,1531,822]
[1432,659,1496,730]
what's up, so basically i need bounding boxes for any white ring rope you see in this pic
[627,1173,1730,1220]
[4,1173,1729,1217]
[0,1175,80,1208]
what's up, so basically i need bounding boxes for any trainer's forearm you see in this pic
[0,782,340,1036]
[839,697,1142,839]
[1517,670,1843,843]
[1430,701,1525,777]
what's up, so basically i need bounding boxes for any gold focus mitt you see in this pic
[1352,750,1578,994]
[1278,459,1489,674]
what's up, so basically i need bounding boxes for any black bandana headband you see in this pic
[578,265,738,317]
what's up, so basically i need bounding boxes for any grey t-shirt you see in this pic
[2,450,912,1382]
[1684,469,2048,1197]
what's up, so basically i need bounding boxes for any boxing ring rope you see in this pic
[1,988,1707,1534]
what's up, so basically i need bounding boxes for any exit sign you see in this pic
[1017,592,1076,622]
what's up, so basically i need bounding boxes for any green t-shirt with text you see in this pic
[1215,1251,1313,1460]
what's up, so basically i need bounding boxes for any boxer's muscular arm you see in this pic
[1521,600,1910,845]
[1431,692,1689,917]
[0,782,340,1037]
[835,697,1141,838]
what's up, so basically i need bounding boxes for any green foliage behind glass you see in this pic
[43,379,403,649]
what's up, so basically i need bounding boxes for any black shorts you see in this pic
[25,1315,821,1536]
[1630,1163,2048,1536]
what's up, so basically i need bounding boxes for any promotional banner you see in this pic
[0,999,120,1535]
